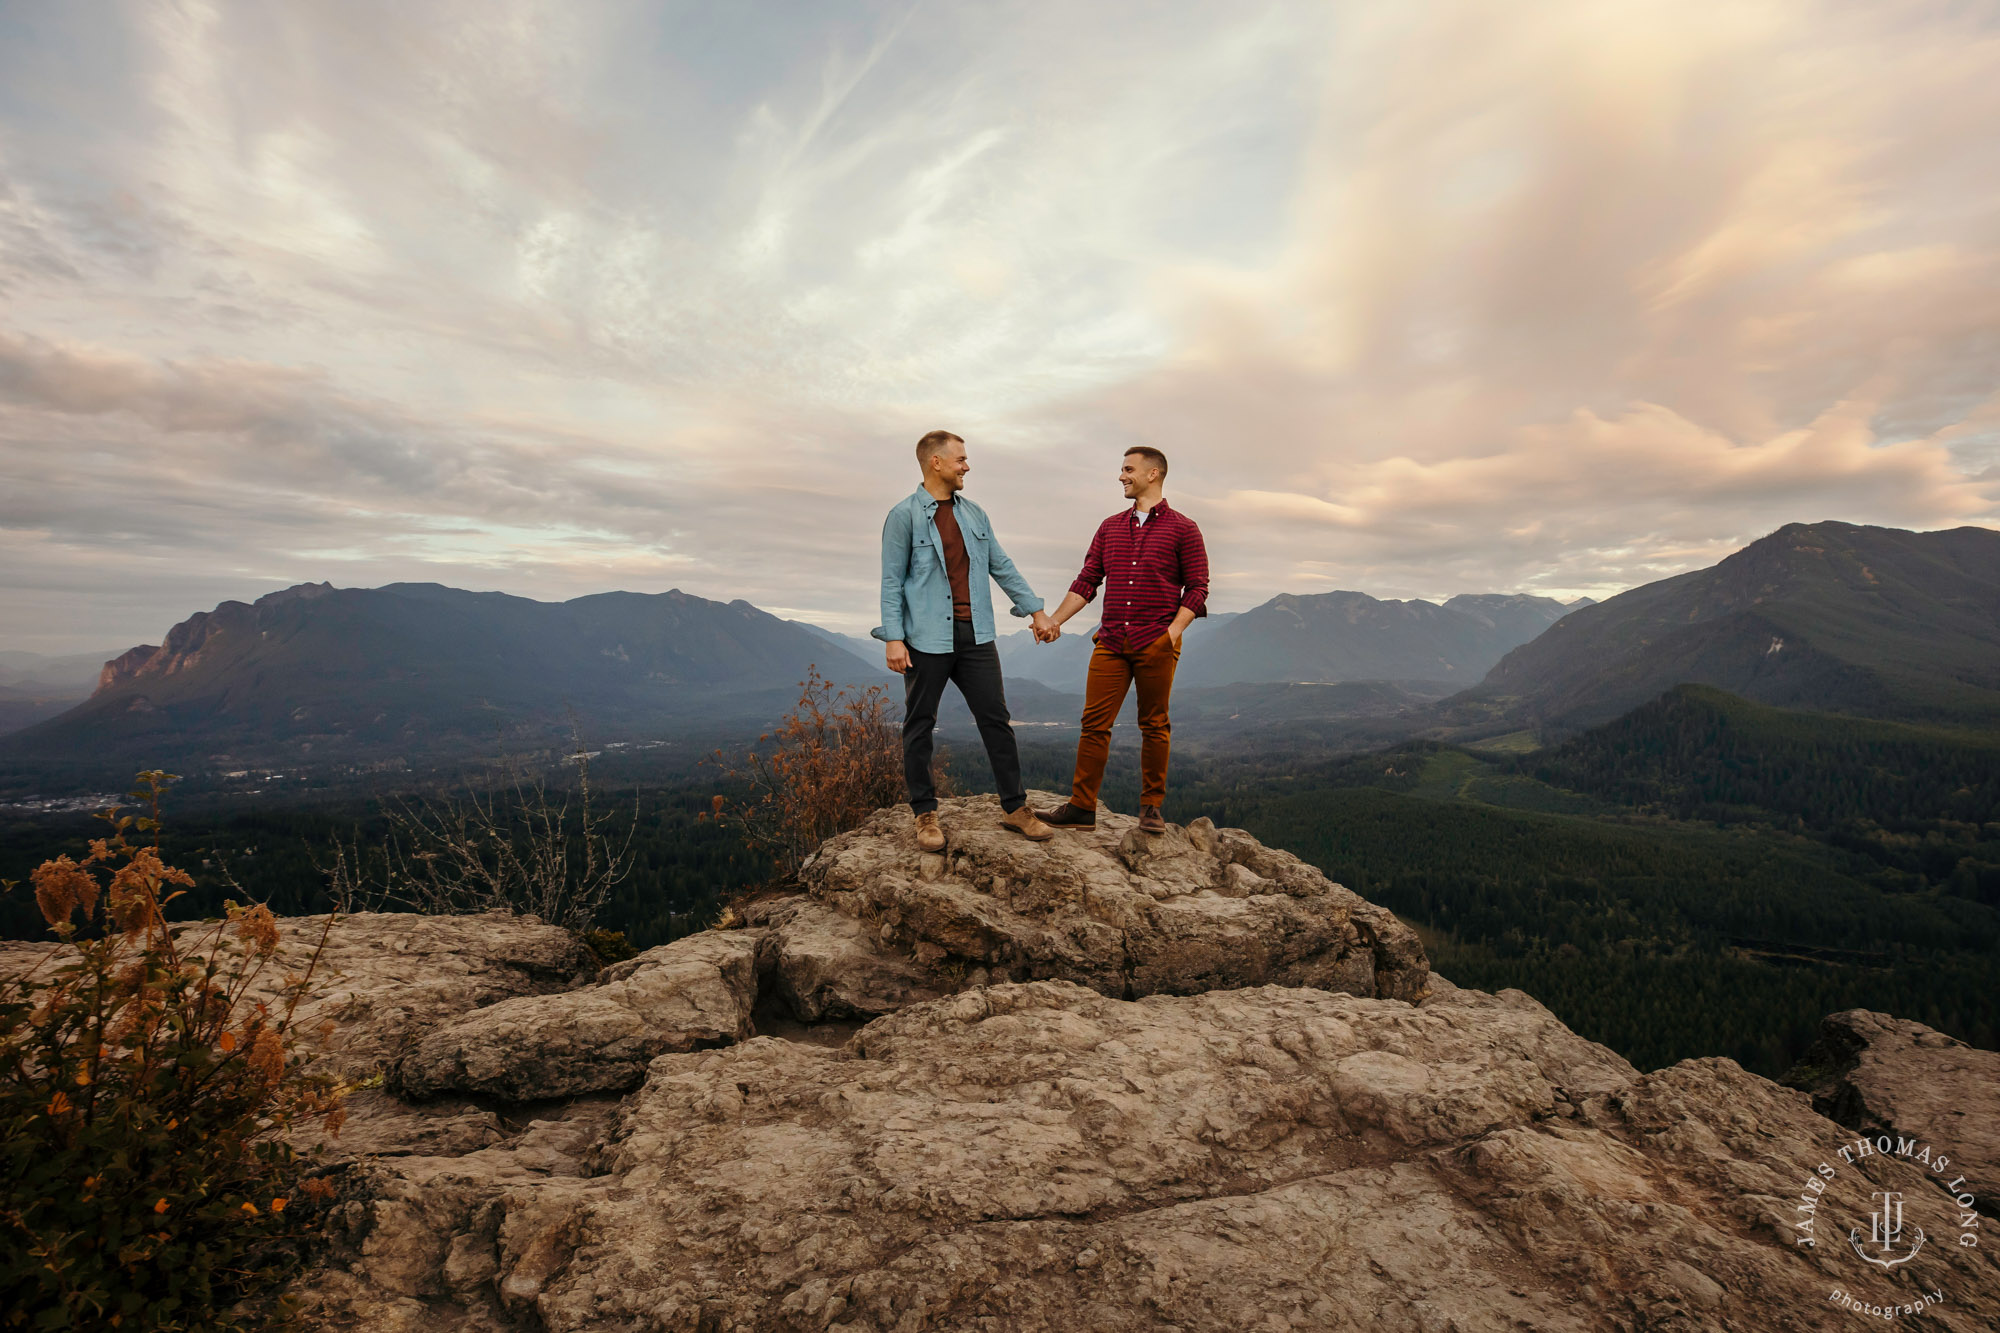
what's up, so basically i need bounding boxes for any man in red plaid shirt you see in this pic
[1038,447,1209,835]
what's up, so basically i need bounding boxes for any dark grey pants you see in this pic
[902,619,1025,815]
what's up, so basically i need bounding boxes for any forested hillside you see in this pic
[1531,684,2000,903]
[1195,776,1997,1075]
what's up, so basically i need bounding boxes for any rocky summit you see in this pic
[90,793,1995,1331]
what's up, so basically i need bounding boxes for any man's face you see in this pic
[1119,454,1157,497]
[934,440,970,491]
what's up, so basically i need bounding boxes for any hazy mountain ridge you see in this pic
[2,583,882,770]
[0,648,119,738]
[0,649,127,696]
[9,520,1992,774]
[1174,589,1583,688]
[793,591,1585,694]
[1465,521,2000,733]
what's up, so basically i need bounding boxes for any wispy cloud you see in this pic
[0,0,1994,651]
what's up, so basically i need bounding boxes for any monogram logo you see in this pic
[1849,1190,1926,1269]
[1785,1132,1980,1320]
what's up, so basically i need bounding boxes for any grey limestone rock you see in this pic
[740,893,952,1020]
[285,910,597,1078]
[76,802,1980,1329]
[298,979,2000,1331]
[391,928,767,1100]
[798,790,1429,1003]
[379,792,1429,1103]
[1785,1007,2000,1202]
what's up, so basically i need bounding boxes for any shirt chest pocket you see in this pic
[965,523,993,572]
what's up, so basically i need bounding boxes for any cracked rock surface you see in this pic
[236,805,2000,1330]
[798,791,1428,1003]
[372,793,1426,1104]
[392,929,767,1100]
[1785,1008,2000,1207]
[299,978,2000,1332]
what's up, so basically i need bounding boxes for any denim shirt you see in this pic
[873,488,1043,653]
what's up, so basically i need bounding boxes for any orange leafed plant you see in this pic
[706,665,930,879]
[1,771,346,1331]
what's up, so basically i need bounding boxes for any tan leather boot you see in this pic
[1000,805,1055,842]
[1138,804,1167,835]
[914,810,946,852]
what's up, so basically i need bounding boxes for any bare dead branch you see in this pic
[310,740,638,936]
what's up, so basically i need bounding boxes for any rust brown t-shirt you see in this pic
[933,498,974,621]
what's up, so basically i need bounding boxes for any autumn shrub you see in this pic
[1,772,346,1332]
[708,666,918,878]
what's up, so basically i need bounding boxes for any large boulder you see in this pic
[1785,1008,2000,1204]
[299,978,2000,1331]
[1,908,596,1083]
[799,791,1429,1003]
[391,929,768,1101]
[281,910,598,1077]
[741,894,953,1021]
[374,795,1427,1103]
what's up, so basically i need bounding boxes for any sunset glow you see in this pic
[4,1,1996,651]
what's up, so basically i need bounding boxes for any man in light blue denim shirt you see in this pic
[874,430,1059,851]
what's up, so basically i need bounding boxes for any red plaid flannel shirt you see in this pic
[1069,499,1210,653]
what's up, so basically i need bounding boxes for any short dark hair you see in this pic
[917,430,963,467]
[1124,446,1168,479]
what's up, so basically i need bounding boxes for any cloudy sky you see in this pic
[3,0,1997,654]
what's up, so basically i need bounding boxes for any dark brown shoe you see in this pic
[1138,804,1167,835]
[1038,801,1096,828]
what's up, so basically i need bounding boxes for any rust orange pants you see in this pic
[1070,630,1180,810]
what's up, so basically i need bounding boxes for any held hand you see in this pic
[885,640,912,674]
[1030,611,1059,643]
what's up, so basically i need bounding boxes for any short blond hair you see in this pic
[917,430,963,468]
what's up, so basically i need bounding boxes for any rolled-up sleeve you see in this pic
[1177,520,1209,618]
[1068,521,1108,603]
[874,504,911,641]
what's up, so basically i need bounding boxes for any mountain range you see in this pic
[1174,591,1584,689]
[5,520,1995,776]
[0,583,884,771]
[1463,521,2000,734]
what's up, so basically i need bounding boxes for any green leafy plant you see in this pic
[582,927,636,965]
[1,772,347,1331]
